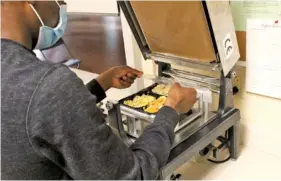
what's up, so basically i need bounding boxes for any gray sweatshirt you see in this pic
[1,39,180,180]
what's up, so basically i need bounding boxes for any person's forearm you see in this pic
[96,75,111,92]
[129,106,180,179]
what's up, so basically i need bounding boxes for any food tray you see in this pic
[119,83,192,116]
[119,83,160,115]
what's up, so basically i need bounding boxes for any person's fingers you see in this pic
[126,72,136,80]
[185,88,197,104]
[174,82,181,88]
[169,82,181,93]
[124,66,143,78]
[120,80,131,88]
[122,75,134,84]
[115,66,143,80]
[122,76,134,84]
[135,71,143,78]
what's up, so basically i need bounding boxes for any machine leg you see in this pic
[229,121,240,160]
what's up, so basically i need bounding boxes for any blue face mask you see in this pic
[30,1,68,50]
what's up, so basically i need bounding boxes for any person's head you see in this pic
[1,0,67,49]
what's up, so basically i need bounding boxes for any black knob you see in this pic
[233,86,239,95]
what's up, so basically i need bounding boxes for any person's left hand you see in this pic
[96,66,143,91]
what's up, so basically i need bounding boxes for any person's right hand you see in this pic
[164,83,197,113]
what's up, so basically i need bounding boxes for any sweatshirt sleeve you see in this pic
[86,79,106,103]
[26,65,180,180]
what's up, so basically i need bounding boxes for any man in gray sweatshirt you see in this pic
[1,1,197,179]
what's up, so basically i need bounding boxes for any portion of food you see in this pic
[123,84,171,113]
[144,96,167,113]
[152,84,171,96]
[124,94,156,108]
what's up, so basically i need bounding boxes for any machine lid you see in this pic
[119,1,240,76]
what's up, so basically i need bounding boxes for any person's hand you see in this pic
[96,66,143,91]
[164,83,197,113]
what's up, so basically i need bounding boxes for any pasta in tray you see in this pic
[152,84,171,96]
[123,94,156,108]
[144,96,167,114]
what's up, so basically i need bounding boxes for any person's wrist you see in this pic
[96,72,112,91]
[164,98,178,113]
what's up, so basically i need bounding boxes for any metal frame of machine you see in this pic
[106,1,241,179]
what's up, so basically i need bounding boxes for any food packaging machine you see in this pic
[106,1,241,179]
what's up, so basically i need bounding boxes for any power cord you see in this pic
[170,173,181,180]
[207,130,231,164]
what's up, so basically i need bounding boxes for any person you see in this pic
[1,1,197,180]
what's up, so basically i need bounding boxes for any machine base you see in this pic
[161,108,240,179]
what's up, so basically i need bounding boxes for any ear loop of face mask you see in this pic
[31,1,76,67]
[29,4,45,26]
[30,0,68,62]
[55,0,60,6]
[29,0,61,26]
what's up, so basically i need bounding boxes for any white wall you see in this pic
[65,0,118,14]
[233,67,281,157]
[120,10,158,88]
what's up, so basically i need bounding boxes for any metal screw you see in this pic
[231,71,237,78]
[106,101,114,110]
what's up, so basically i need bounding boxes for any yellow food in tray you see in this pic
[152,84,171,96]
[144,96,167,114]
[124,94,156,108]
